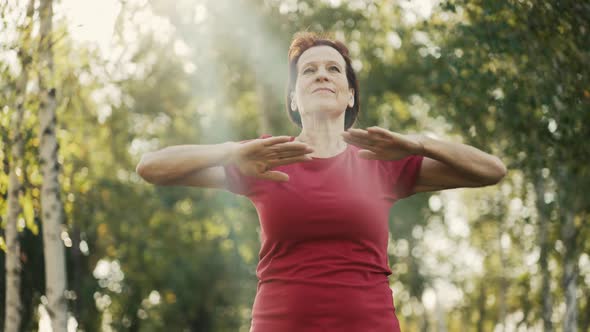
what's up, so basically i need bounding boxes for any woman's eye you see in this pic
[330,66,340,72]
[303,68,314,74]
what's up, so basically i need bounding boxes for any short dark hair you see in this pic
[286,32,360,130]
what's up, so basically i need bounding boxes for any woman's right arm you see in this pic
[135,142,237,188]
[136,137,314,189]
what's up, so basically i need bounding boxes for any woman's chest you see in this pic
[251,167,393,243]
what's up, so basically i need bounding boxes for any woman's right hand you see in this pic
[226,136,314,182]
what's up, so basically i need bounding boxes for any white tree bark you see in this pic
[4,1,35,331]
[39,0,68,330]
[534,178,553,332]
[556,166,578,332]
[4,76,26,332]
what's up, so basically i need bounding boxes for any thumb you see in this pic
[257,170,290,182]
[358,149,379,160]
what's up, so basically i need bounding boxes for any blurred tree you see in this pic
[421,0,589,330]
[38,0,68,329]
[4,0,35,331]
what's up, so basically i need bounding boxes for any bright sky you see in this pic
[58,0,439,54]
[57,0,121,56]
[399,0,439,24]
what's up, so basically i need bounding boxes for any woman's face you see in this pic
[293,45,354,120]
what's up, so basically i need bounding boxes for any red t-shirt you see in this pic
[223,135,424,332]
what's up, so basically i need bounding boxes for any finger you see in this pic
[256,170,290,182]
[345,128,370,139]
[358,149,380,160]
[273,147,315,159]
[271,141,312,150]
[269,152,311,161]
[367,127,405,143]
[344,138,386,157]
[342,131,368,142]
[261,142,313,158]
[267,155,313,167]
[267,142,313,154]
[262,149,313,161]
[344,140,378,154]
[367,126,393,138]
[244,137,293,159]
[366,129,393,143]
[343,134,377,149]
[367,129,416,151]
[343,130,387,147]
[260,136,293,147]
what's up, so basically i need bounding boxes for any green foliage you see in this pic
[1,0,588,330]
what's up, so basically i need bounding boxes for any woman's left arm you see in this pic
[412,135,507,193]
[342,126,507,194]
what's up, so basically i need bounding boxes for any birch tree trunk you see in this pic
[39,0,68,329]
[4,1,35,331]
[534,177,553,332]
[4,63,26,332]
[556,167,578,332]
[561,209,577,332]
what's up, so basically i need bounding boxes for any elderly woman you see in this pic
[136,32,506,332]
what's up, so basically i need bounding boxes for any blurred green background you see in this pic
[0,0,588,331]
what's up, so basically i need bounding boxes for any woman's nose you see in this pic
[314,68,329,82]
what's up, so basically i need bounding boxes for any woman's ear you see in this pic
[348,89,355,108]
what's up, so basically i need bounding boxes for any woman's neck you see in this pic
[295,122,347,158]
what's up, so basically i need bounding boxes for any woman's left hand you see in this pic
[342,126,425,161]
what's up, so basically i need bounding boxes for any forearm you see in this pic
[418,135,507,184]
[136,142,237,185]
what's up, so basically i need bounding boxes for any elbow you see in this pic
[486,158,507,185]
[136,159,151,182]
[474,158,507,187]
[136,162,148,181]
[136,153,159,185]
[495,158,508,182]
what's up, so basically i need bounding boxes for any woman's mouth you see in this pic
[313,88,335,94]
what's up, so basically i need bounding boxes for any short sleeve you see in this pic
[223,163,254,196]
[384,155,424,200]
[222,134,272,197]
